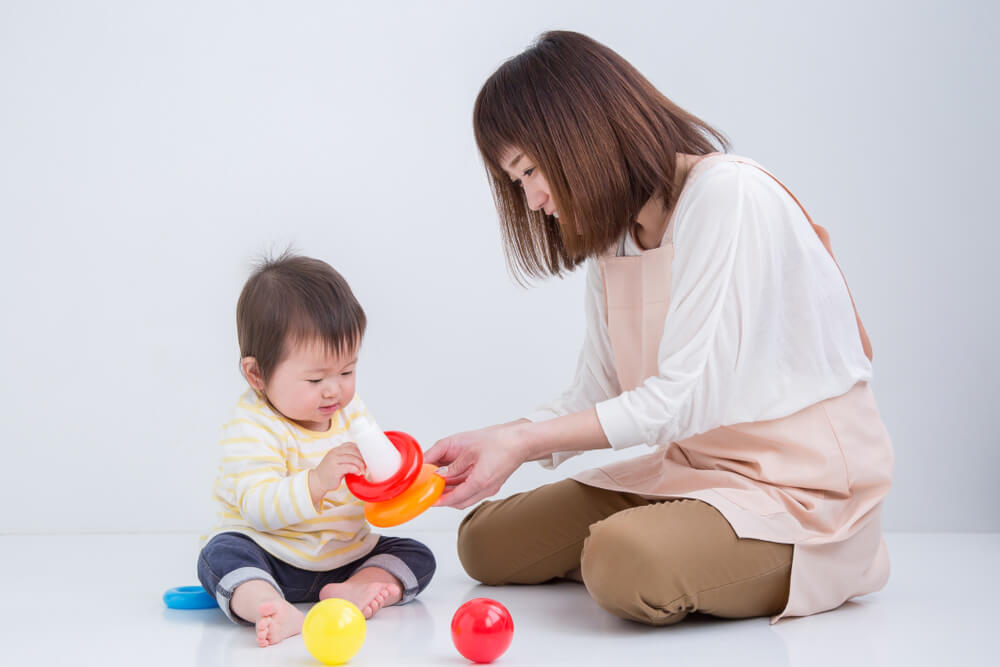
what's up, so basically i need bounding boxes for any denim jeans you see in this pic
[197,532,436,623]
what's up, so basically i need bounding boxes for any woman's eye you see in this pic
[511,168,534,189]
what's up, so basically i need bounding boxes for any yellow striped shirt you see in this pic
[205,389,378,570]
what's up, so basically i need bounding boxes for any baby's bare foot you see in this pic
[319,581,403,619]
[255,600,305,647]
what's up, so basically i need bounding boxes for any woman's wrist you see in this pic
[514,409,609,462]
[512,420,544,462]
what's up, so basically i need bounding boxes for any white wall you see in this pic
[1,0,996,534]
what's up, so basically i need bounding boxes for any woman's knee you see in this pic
[580,507,691,625]
[456,499,514,585]
[580,500,791,624]
[458,480,642,586]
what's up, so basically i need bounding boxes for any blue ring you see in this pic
[163,585,217,610]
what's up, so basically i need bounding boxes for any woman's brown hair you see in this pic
[474,30,729,281]
[236,251,366,383]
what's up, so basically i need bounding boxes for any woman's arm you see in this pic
[427,167,747,509]
[426,408,609,509]
[595,162,870,450]
[427,260,619,508]
[522,408,609,461]
[522,260,621,468]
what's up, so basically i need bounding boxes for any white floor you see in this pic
[2,531,996,666]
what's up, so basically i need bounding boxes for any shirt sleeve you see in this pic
[220,412,320,531]
[594,162,748,449]
[526,258,622,468]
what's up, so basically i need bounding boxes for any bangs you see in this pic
[473,62,535,180]
[474,67,575,283]
[282,305,363,362]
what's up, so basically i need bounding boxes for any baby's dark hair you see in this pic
[236,251,366,383]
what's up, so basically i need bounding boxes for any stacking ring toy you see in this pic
[163,585,216,609]
[344,431,422,502]
[344,429,444,527]
[363,463,445,527]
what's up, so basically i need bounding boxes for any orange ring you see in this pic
[363,464,445,527]
[344,431,422,502]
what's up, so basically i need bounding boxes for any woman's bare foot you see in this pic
[255,600,305,647]
[319,579,403,619]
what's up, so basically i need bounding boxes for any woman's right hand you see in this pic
[425,423,530,510]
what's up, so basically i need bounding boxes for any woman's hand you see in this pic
[427,410,609,509]
[425,423,530,509]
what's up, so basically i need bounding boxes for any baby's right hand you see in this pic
[313,442,366,493]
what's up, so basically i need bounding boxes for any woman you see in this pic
[426,30,892,625]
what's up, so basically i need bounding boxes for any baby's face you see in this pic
[265,338,359,431]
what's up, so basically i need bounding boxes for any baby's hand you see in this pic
[311,442,366,498]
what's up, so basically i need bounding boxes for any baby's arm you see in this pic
[307,442,365,511]
[220,416,356,531]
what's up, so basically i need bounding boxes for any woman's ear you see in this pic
[240,357,265,392]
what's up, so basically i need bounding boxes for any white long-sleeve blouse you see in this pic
[527,158,873,468]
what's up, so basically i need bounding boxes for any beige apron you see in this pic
[576,155,893,621]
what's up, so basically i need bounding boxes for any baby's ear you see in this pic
[240,357,265,391]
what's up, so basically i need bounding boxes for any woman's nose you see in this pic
[525,185,548,212]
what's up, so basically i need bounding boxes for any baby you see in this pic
[197,252,435,647]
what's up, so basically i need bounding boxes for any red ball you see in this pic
[450,598,514,663]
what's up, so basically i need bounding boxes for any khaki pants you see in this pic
[457,479,792,626]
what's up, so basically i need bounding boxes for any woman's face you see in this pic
[499,147,558,218]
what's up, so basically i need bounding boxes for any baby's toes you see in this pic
[256,620,271,647]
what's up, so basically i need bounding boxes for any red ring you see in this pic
[344,430,422,502]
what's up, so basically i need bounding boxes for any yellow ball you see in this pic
[302,598,366,665]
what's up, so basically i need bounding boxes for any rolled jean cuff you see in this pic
[216,566,282,625]
[355,553,419,604]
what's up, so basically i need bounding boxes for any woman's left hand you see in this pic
[425,423,529,509]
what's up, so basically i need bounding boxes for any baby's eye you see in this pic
[307,379,322,384]
[341,371,354,377]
